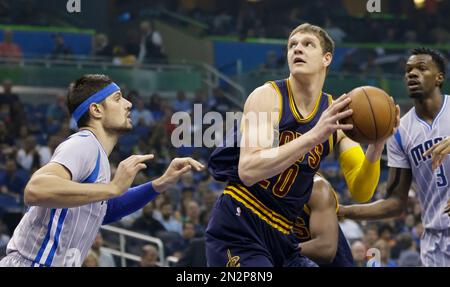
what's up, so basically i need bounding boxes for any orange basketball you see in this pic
[340,86,396,144]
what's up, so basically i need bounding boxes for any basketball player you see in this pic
[339,48,449,267]
[289,174,353,266]
[0,74,204,267]
[293,175,354,267]
[206,23,399,266]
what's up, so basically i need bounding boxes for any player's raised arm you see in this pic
[335,103,400,203]
[298,176,338,264]
[24,154,155,208]
[238,87,353,186]
[338,167,412,220]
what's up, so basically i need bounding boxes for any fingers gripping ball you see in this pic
[340,86,396,144]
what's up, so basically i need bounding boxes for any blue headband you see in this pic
[72,82,120,123]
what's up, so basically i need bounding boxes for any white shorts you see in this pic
[420,229,450,267]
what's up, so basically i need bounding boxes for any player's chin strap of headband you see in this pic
[72,82,120,123]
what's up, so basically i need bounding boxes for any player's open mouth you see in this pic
[293,58,306,64]
[407,80,420,89]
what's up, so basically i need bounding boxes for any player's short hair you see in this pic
[67,74,113,128]
[411,48,447,87]
[289,23,335,55]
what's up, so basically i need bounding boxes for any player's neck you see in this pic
[79,126,118,156]
[414,91,444,123]
[288,73,324,114]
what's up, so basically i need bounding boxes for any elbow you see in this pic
[238,159,258,186]
[24,183,38,206]
[305,238,337,264]
[238,169,256,187]
[24,180,46,206]
[318,242,337,264]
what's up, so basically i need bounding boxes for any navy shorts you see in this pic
[205,194,317,267]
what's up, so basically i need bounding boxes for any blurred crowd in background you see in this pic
[0,78,424,267]
[1,0,447,267]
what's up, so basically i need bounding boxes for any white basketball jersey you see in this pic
[387,95,450,230]
[6,130,110,266]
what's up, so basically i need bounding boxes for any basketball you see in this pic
[340,86,396,144]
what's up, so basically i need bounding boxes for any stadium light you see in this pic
[413,0,426,9]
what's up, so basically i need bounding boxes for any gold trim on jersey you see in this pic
[224,183,294,234]
[303,204,311,216]
[286,78,323,123]
[327,94,334,154]
[267,81,283,125]
[331,187,339,213]
[302,185,340,215]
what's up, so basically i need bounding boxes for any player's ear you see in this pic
[89,103,103,120]
[323,52,332,68]
[436,72,444,87]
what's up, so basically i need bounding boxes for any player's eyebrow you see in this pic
[406,61,428,67]
[292,35,316,43]
[301,35,317,43]
[112,91,122,99]
[288,35,317,46]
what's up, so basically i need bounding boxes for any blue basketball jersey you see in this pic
[209,79,337,233]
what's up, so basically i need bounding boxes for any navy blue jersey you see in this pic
[209,79,337,232]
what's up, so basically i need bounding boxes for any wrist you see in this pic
[302,132,319,151]
[107,182,121,198]
[152,176,167,193]
[366,144,384,162]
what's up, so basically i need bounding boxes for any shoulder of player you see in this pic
[57,132,99,152]
[67,132,98,144]
[309,177,336,210]
[386,110,413,148]
[243,83,279,112]
[399,107,416,127]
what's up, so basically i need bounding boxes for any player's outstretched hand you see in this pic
[423,137,450,171]
[309,93,353,145]
[153,157,205,193]
[110,154,154,196]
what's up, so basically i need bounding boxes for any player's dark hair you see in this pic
[411,48,447,87]
[67,74,113,128]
